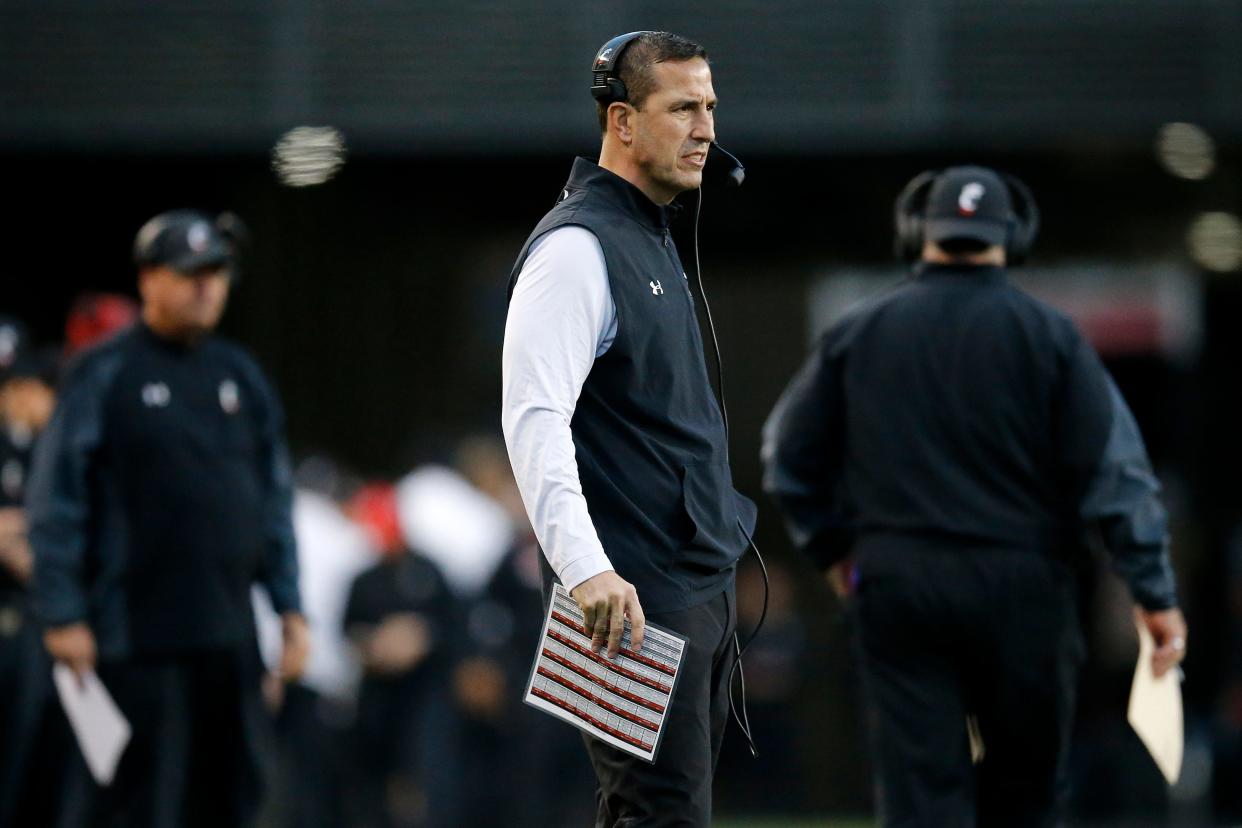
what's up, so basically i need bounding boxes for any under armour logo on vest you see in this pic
[650,280,664,295]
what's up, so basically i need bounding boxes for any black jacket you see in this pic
[27,324,300,658]
[762,262,1177,610]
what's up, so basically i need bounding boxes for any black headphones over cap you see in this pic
[893,168,1040,266]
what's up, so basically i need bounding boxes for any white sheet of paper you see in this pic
[1127,620,1183,785]
[53,664,132,786]
[966,714,985,765]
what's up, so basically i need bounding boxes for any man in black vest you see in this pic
[502,31,756,827]
[762,167,1187,827]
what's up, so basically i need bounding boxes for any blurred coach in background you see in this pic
[27,209,308,828]
[762,166,1187,828]
[502,30,756,828]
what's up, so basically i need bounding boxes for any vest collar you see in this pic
[565,157,680,230]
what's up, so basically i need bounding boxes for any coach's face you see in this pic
[630,57,716,204]
[140,264,231,342]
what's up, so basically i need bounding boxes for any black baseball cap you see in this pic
[132,209,235,274]
[5,345,60,388]
[923,166,1012,247]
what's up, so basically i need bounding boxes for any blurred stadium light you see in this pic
[272,125,347,186]
[1156,123,1216,181]
[1187,212,1242,273]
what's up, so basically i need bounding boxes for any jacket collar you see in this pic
[138,321,202,354]
[564,157,680,230]
[914,262,1008,283]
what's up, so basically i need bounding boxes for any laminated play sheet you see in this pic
[524,583,685,763]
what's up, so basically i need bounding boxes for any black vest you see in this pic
[508,158,757,612]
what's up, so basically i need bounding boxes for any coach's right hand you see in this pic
[44,622,97,680]
[571,571,645,659]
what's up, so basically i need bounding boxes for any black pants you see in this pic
[79,648,271,828]
[583,585,737,828]
[0,592,73,828]
[852,541,1084,828]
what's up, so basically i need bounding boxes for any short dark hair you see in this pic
[596,32,708,132]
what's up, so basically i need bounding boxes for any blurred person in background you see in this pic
[502,30,756,827]
[0,327,58,512]
[384,448,530,826]
[343,482,460,828]
[0,334,58,522]
[392,458,515,600]
[253,456,378,828]
[0,333,65,827]
[1213,528,1242,822]
[451,435,596,827]
[63,293,139,359]
[714,561,809,816]
[0,317,25,377]
[447,436,533,828]
[26,209,308,828]
[763,166,1186,828]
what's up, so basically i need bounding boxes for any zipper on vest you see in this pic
[662,229,671,247]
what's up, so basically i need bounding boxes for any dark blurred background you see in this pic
[4,2,1242,825]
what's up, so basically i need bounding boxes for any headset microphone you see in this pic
[710,143,746,187]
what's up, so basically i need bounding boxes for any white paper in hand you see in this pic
[53,664,132,785]
[1127,620,1184,785]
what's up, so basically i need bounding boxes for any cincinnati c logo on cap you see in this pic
[187,222,211,253]
[958,183,985,216]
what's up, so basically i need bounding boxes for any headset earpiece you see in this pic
[215,211,250,252]
[893,170,939,263]
[589,31,651,103]
[1001,174,1039,266]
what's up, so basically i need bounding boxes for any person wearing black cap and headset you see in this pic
[26,209,308,828]
[762,167,1187,827]
[502,31,757,827]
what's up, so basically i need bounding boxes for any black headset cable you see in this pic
[691,183,769,759]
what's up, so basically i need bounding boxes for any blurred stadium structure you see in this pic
[2,1,1241,152]
[4,2,1242,825]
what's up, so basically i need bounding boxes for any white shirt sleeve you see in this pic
[501,226,617,592]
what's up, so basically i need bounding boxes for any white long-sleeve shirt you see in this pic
[501,226,618,592]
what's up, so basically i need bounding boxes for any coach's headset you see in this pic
[589,32,766,758]
[590,31,745,187]
[893,168,1041,266]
